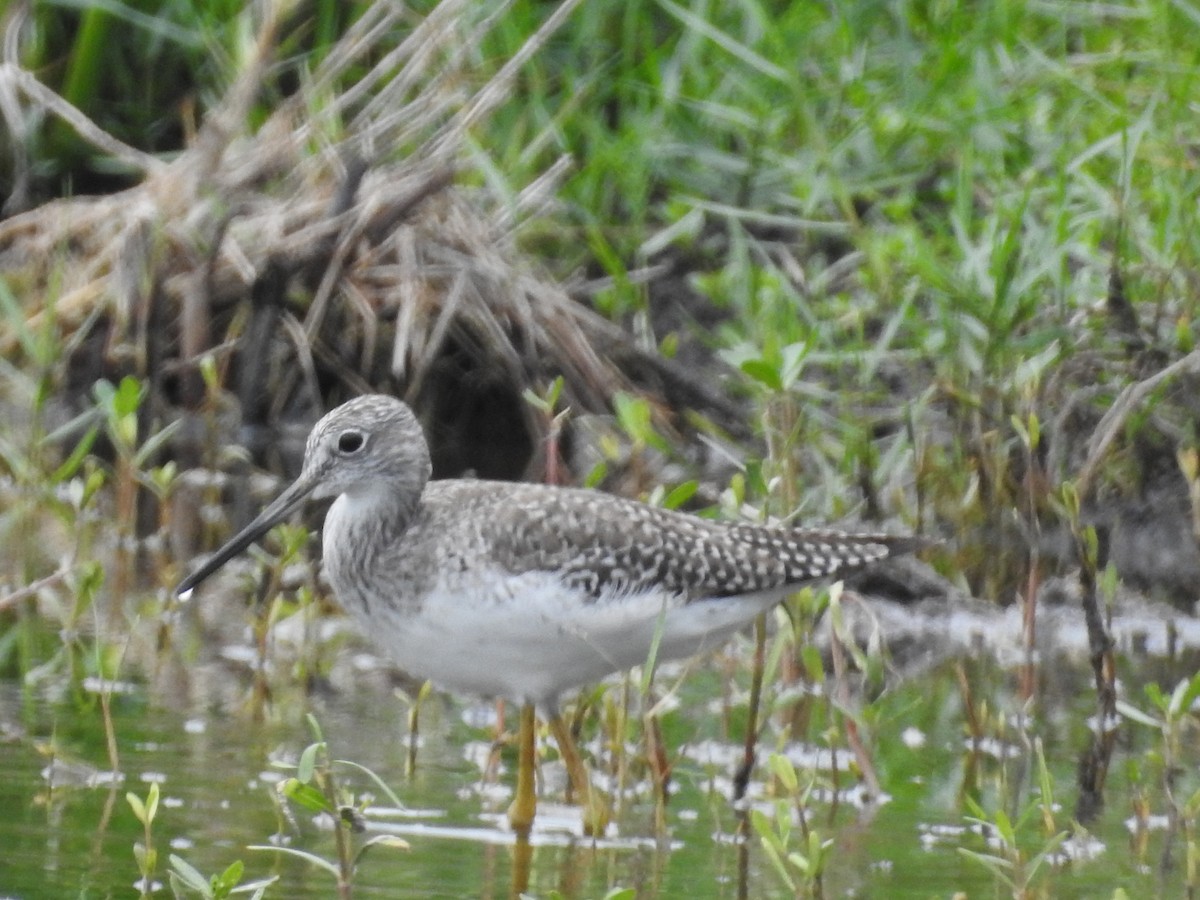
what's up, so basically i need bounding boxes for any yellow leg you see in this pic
[547,713,610,837]
[507,703,537,834]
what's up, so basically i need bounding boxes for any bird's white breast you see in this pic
[324,515,792,709]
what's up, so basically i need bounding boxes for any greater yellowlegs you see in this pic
[176,394,921,835]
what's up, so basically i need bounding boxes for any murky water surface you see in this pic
[1,600,1197,898]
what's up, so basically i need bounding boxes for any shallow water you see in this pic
[1,598,1197,899]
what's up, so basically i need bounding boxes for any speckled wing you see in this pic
[485,485,918,603]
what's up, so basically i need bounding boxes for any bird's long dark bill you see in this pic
[175,472,319,598]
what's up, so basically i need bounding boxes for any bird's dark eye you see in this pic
[337,430,366,454]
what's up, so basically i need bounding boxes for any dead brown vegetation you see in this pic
[0,0,738,481]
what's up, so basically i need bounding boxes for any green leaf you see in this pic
[521,387,550,414]
[231,877,279,897]
[48,425,99,483]
[199,354,219,390]
[1167,669,1200,720]
[778,341,808,390]
[639,602,667,696]
[354,833,411,865]
[168,854,214,896]
[749,808,777,847]
[1024,830,1069,884]
[787,850,812,874]
[1035,739,1056,829]
[133,842,157,875]
[993,808,1016,847]
[1116,700,1163,730]
[0,279,43,360]
[962,794,988,821]
[753,814,796,891]
[1059,481,1080,520]
[362,834,410,851]
[1010,413,1029,446]
[133,419,181,467]
[807,831,832,868]
[740,358,782,391]
[800,644,825,684]
[768,753,798,794]
[279,778,334,813]
[297,742,321,784]
[957,848,1016,889]
[522,377,564,414]
[214,859,245,892]
[584,460,607,488]
[113,375,145,418]
[662,480,698,510]
[742,461,768,498]
[145,781,159,823]
[304,713,327,745]
[1144,681,1168,712]
[334,759,405,809]
[612,391,667,451]
[127,791,147,826]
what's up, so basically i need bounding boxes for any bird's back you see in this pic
[420,480,912,602]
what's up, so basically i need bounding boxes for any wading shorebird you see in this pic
[176,394,922,835]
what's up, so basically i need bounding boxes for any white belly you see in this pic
[335,566,789,710]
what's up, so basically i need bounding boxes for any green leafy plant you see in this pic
[957,740,1069,899]
[128,782,161,898]
[92,375,179,610]
[751,753,832,898]
[168,856,277,900]
[251,715,408,899]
